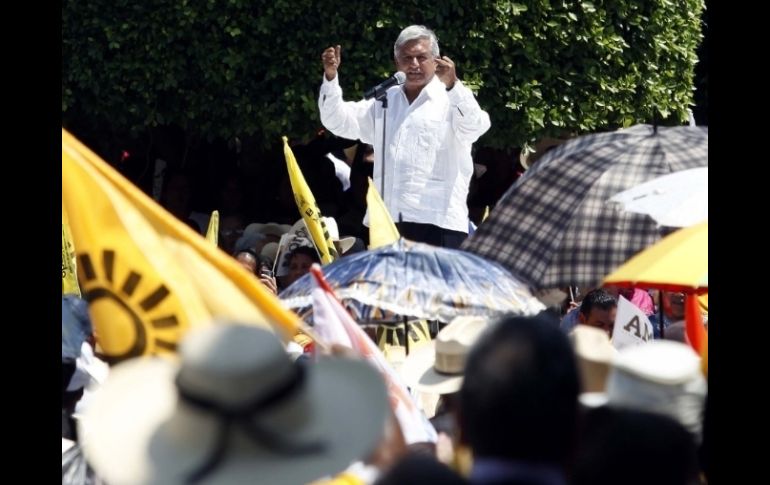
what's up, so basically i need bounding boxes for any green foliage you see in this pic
[63,0,705,150]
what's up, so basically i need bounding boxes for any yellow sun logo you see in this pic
[78,249,183,364]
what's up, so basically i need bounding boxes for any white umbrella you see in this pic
[609,167,707,227]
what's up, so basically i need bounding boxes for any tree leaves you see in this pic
[63,0,705,151]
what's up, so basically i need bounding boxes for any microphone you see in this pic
[364,71,406,100]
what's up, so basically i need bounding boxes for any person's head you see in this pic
[234,250,258,274]
[160,171,193,218]
[219,214,245,255]
[394,25,439,95]
[578,289,618,337]
[400,315,490,396]
[662,291,686,321]
[459,312,580,466]
[323,217,357,257]
[285,246,321,287]
[606,340,707,440]
[573,407,700,485]
[79,324,390,485]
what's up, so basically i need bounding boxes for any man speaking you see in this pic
[319,25,491,248]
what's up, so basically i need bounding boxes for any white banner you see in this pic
[275,221,317,277]
[612,295,653,350]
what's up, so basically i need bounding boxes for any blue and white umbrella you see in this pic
[279,239,544,324]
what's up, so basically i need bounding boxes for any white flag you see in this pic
[310,265,437,444]
[612,295,654,350]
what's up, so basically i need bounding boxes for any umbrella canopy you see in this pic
[463,124,707,289]
[603,221,707,294]
[609,167,707,227]
[279,239,545,324]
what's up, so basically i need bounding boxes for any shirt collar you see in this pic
[400,75,444,102]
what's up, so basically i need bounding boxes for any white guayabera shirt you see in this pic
[319,75,490,233]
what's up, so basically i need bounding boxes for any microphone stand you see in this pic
[376,90,388,203]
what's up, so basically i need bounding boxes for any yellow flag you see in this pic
[205,210,219,246]
[62,129,300,364]
[62,207,81,296]
[366,177,399,249]
[283,136,337,264]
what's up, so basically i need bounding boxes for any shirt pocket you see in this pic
[415,118,447,180]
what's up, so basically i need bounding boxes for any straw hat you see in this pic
[399,316,489,395]
[606,340,707,438]
[569,325,618,394]
[289,218,356,254]
[79,324,389,484]
[244,222,292,239]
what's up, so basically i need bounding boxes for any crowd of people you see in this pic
[62,24,709,485]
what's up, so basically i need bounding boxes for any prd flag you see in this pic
[205,210,219,246]
[62,206,81,296]
[62,129,301,364]
[283,136,337,264]
[366,178,399,249]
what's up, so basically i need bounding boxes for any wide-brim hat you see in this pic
[399,316,489,395]
[290,218,356,255]
[570,325,618,393]
[245,222,292,239]
[259,242,280,264]
[606,340,707,438]
[79,324,388,485]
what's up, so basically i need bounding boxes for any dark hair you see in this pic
[233,233,262,256]
[459,312,580,464]
[573,407,700,485]
[287,245,320,264]
[579,289,617,317]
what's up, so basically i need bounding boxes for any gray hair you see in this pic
[394,25,439,59]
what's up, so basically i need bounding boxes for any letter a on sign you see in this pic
[612,296,654,350]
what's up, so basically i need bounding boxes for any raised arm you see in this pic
[436,56,491,144]
[318,45,375,144]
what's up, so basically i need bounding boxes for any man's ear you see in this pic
[578,311,587,324]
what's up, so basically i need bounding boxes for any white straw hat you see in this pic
[399,316,489,395]
[606,340,706,439]
[570,325,618,393]
[79,324,389,485]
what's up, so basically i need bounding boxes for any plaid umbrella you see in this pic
[463,124,707,289]
[279,239,544,325]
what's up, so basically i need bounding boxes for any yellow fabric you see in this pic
[62,129,300,363]
[482,205,490,223]
[309,472,365,485]
[603,221,708,293]
[366,177,399,249]
[376,320,432,351]
[62,206,81,296]
[293,332,314,350]
[205,210,219,246]
[283,137,337,264]
[698,293,708,313]
[451,445,474,478]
